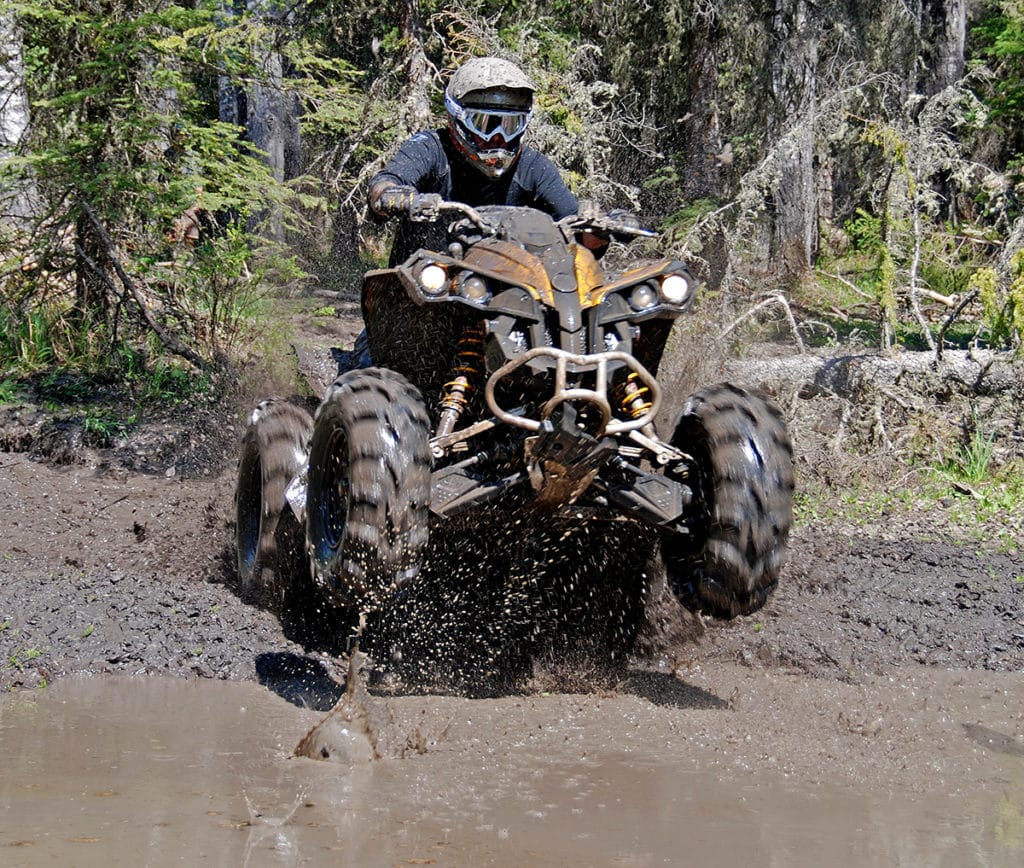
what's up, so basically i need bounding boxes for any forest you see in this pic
[1,0,1023,377]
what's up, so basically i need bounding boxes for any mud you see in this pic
[1,670,1021,865]
[1,321,1023,863]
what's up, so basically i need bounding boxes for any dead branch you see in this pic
[721,292,806,353]
[817,269,875,302]
[872,399,893,450]
[908,210,936,352]
[935,287,979,361]
[918,288,956,307]
[79,201,205,369]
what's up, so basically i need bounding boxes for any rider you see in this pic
[346,56,629,371]
[368,56,583,266]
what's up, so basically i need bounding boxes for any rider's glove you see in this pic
[375,186,443,222]
[576,198,604,224]
[375,185,417,217]
[607,208,642,234]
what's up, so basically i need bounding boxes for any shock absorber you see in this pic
[615,371,653,420]
[435,321,486,440]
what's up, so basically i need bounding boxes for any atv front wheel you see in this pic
[306,367,432,608]
[235,398,314,607]
[663,383,794,618]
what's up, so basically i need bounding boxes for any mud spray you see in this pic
[295,512,696,760]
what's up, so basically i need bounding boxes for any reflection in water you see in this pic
[0,676,1019,866]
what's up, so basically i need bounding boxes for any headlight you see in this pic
[418,263,448,295]
[660,273,691,305]
[457,274,490,303]
[629,283,658,310]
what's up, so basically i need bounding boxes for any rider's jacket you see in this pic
[371,128,579,265]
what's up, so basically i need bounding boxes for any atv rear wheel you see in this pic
[663,383,794,619]
[235,398,314,607]
[306,367,432,609]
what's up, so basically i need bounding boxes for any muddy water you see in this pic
[1,671,1022,866]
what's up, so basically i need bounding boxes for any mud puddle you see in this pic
[1,670,1022,866]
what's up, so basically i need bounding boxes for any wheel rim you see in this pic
[312,425,350,560]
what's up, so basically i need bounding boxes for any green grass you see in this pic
[795,455,1024,553]
[0,378,28,404]
[938,426,996,485]
[7,646,45,672]
[83,411,136,447]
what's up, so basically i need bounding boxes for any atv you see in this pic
[235,197,794,653]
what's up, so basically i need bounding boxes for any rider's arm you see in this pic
[518,148,579,220]
[369,131,447,218]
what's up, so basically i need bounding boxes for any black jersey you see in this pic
[371,128,578,264]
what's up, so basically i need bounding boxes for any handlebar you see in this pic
[383,188,656,242]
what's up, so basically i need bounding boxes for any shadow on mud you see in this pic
[225,511,711,702]
[256,648,730,715]
[623,670,729,709]
[255,651,343,711]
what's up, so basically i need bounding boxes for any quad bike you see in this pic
[235,197,795,648]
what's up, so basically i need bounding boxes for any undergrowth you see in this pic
[795,453,1024,553]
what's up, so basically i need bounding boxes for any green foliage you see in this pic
[972,251,1024,353]
[940,425,997,485]
[844,208,885,253]
[973,1,1024,164]
[1,0,361,378]
[877,246,898,336]
[0,379,26,404]
[82,412,133,448]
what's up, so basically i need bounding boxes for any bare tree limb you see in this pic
[816,269,875,302]
[721,292,807,353]
[79,201,205,369]
[908,209,936,351]
[935,287,979,362]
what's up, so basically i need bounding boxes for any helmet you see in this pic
[445,57,535,179]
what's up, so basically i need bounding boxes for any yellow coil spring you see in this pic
[440,323,485,412]
[617,372,652,419]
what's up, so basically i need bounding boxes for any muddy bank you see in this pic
[1,446,1022,694]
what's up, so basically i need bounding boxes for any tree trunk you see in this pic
[768,0,819,277]
[217,2,302,239]
[247,50,289,184]
[682,15,725,203]
[399,0,431,132]
[0,13,38,226]
[73,210,111,327]
[919,0,967,95]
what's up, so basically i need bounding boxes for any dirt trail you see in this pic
[1,307,1023,864]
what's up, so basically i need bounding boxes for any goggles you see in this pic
[445,93,531,144]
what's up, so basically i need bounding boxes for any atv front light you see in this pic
[660,273,692,305]
[418,263,448,295]
[457,274,490,303]
[629,282,658,310]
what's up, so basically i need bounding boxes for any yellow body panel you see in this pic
[464,241,554,305]
[574,246,606,307]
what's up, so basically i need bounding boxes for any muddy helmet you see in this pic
[445,57,535,179]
